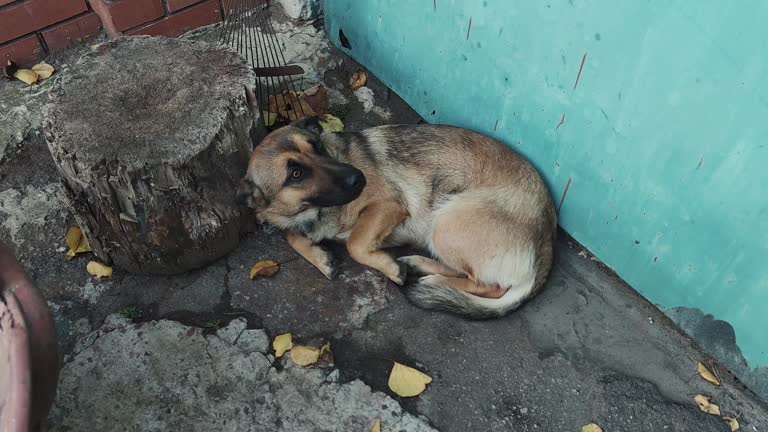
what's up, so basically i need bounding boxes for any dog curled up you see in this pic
[237,116,556,319]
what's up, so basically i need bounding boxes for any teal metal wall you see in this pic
[325,1,768,370]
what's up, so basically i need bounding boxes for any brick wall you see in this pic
[0,0,225,66]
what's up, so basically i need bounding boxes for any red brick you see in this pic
[41,12,102,53]
[0,34,44,66]
[129,0,222,38]
[166,0,204,13]
[104,0,164,32]
[0,0,88,44]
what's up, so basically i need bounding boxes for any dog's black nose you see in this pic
[345,170,366,190]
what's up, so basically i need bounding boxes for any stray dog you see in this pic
[237,117,556,318]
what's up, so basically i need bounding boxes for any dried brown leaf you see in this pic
[370,418,381,432]
[250,260,279,279]
[14,69,38,85]
[694,394,721,416]
[290,345,320,366]
[301,84,327,115]
[31,62,54,79]
[65,226,92,259]
[268,91,316,121]
[349,69,367,91]
[318,341,334,365]
[723,416,740,431]
[697,361,721,386]
[388,362,432,397]
[273,333,292,357]
[87,261,113,278]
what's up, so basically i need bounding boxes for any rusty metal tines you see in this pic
[218,0,306,123]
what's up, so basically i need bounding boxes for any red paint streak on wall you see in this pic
[556,114,566,130]
[558,177,572,214]
[573,52,587,90]
[466,17,472,40]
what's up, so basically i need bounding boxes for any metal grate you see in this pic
[217,0,307,125]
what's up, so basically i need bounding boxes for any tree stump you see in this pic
[45,36,258,274]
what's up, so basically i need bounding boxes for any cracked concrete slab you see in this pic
[227,225,394,338]
[48,315,435,432]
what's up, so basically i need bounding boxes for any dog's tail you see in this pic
[402,276,537,320]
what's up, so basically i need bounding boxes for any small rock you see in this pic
[217,317,248,344]
[277,0,322,20]
[104,313,130,328]
[236,328,270,354]
[326,369,340,382]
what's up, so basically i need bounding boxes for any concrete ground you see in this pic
[1,5,767,432]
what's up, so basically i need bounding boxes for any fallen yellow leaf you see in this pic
[694,394,721,416]
[349,69,367,91]
[273,333,292,357]
[291,345,320,366]
[318,114,344,133]
[319,342,331,355]
[388,362,432,397]
[723,416,740,431]
[263,111,277,127]
[250,260,279,279]
[581,423,603,432]
[65,226,92,259]
[697,361,721,386]
[370,418,381,432]
[86,261,113,278]
[31,62,54,79]
[316,341,334,365]
[14,69,38,85]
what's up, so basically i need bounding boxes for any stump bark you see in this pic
[45,36,258,274]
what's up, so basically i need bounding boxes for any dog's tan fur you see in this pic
[238,117,556,318]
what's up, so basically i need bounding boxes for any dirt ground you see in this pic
[1,5,767,432]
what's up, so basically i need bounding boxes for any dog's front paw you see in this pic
[319,253,339,280]
[325,253,341,280]
[397,256,428,280]
[388,260,408,286]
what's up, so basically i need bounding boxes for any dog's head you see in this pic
[236,116,366,229]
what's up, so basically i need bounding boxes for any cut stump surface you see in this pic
[45,36,257,274]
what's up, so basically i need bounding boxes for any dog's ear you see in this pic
[236,178,268,209]
[292,116,323,135]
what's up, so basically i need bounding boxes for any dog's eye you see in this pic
[290,168,303,179]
